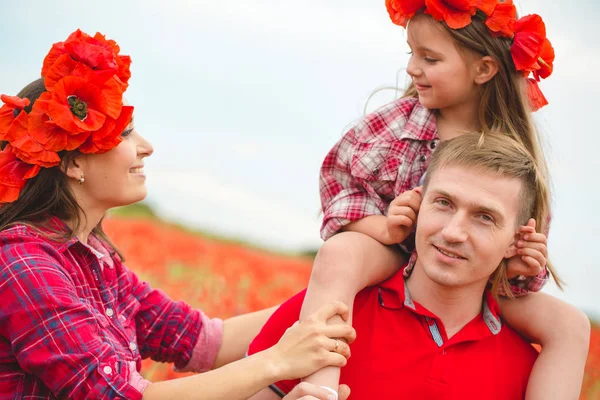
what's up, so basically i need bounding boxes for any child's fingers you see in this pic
[388,214,414,229]
[388,206,417,223]
[517,248,546,271]
[521,232,547,244]
[520,256,544,276]
[518,241,547,258]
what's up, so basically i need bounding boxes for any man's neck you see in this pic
[405,264,487,339]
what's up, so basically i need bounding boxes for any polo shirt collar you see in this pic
[377,267,502,337]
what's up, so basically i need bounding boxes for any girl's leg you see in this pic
[299,231,406,393]
[499,292,591,400]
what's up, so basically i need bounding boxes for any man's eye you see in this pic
[436,199,450,207]
[478,214,494,223]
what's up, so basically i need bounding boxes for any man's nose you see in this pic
[441,213,469,243]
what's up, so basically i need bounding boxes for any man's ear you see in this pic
[474,55,499,85]
[503,231,520,259]
[64,155,85,182]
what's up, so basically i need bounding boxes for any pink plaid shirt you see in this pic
[319,97,548,295]
[0,218,223,399]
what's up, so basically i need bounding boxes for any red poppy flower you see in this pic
[93,33,132,91]
[80,105,134,154]
[473,0,497,16]
[425,0,477,29]
[46,75,123,134]
[28,92,91,152]
[511,14,546,72]
[44,53,117,92]
[485,0,517,37]
[41,30,131,92]
[532,38,554,80]
[0,95,30,137]
[0,145,41,203]
[526,78,548,111]
[386,0,426,27]
[10,129,61,168]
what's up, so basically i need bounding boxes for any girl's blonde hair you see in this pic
[423,132,563,299]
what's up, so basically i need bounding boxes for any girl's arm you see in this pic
[499,293,590,400]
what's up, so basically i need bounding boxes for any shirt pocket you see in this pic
[0,372,24,399]
[351,142,401,200]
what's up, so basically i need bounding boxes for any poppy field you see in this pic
[103,214,600,399]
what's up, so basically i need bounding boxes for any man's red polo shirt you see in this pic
[248,270,538,399]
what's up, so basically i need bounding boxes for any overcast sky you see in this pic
[1,0,598,317]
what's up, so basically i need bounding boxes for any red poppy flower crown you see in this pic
[385,0,554,112]
[0,29,133,204]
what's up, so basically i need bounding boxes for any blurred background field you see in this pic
[106,205,600,399]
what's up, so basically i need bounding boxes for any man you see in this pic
[248,133,545,399]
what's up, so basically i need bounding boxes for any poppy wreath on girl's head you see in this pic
[0,30,133,203]
[385,0,554,111]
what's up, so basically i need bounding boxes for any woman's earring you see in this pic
[78,174,85,185]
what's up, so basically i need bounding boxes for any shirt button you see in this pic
[420,155,427,162]
[105,308,114,318]
[430,141,437,149]
[129,342,138,351]
[372,168,380,175]
[103,366,113,375]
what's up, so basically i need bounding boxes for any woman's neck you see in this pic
[68,193,107,244]
[436,102,481,141]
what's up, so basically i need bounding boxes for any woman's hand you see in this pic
[264,301,356,381]
[282,382,351,400]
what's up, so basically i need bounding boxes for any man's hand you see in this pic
[385,187,422,244]
[282,383,351,400]
[506,219,548,279]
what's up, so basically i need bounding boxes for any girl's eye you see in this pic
[407,51,414,56]
[121,128,133,138]
[424,57,438,63]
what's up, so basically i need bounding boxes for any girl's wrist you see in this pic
[258,346,286,383]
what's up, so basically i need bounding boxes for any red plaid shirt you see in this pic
[0,218,223,399]
[319,97,548,294]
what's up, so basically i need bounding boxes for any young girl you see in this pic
[299,1,590,399]
[0,30,356,400]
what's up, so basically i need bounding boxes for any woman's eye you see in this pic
[121,128,133,138]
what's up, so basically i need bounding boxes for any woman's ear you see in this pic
[474,55,499,85]
[65,155,85,182]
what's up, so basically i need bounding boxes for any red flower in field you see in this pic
[386,0,426,27]
[0,95,30,140]
[485,0,517,37]
[511,14,546,72]
[42,30,131,91]
[0,145,40,203]
[79,105,134,154]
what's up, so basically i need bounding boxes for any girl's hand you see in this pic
[386,187,422,244]
[506,219,548,278]
[265,301,356,381]
[282,383,351,400]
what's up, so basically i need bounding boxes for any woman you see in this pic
[0,30,354,400]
